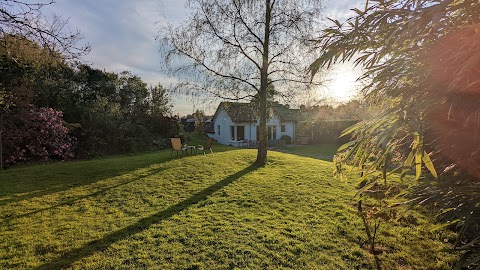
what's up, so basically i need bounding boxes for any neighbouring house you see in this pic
[180,118,196,132]
[180,116,213,133]
[208,102,304,146]
[204,117,214,134]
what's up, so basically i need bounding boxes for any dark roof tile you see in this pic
[213,102,305,123]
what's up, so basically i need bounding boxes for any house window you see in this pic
[230,125,245,141]
[281,125,286,132]
[236,126,245,141]
[268,125,277,140]
[217,125,220,136]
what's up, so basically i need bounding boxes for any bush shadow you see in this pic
[0,153,170,205]
[6,167,167,220]
[0,144,233,206]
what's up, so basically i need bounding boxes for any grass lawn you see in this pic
[277,143,340,161]
[0,145,457,269]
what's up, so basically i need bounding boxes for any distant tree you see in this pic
[74,65,119,104]
[0,0,90,60]
[117,71,149,116]
[161,0,325,165]
[193,109,204,134]
[335,100,365,120]
[148,83,172,116]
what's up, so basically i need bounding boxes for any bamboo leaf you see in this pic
[422,150,438,178]
[430,219,460,232]
[404,151,414,167]
[337,140,355,152]
[414,132,423,180]
[355,181,376,197]
[415,149,422,180]
[340,121,363,137]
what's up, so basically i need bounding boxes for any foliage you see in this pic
[335,100,367,120]
[0,149,457,269]
[192,109,203,134]
[0,2,178,165]
[310,0,480,267]
[312,120,359,144]
[0,35,177,163]
[149,83,172,116]
[2,107,74,165]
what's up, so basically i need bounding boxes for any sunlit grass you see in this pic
[279,143,340,161]
[0,147,457,269]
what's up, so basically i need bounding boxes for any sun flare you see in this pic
[320,63,361,102]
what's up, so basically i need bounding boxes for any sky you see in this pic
[43,0,364,116]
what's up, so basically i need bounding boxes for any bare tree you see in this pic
[0,0,90,60]
[160,0,325,165]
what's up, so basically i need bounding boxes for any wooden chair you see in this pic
[170,138,187,157]
[198,137,214,155]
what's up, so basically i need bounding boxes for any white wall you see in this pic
[281,121,296,142]
[210,107,296,146]
[266,116,295,141]
[211,107,234,145]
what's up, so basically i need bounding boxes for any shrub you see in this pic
[2,107,74,165]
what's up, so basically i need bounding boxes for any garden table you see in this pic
[186,145,196,155]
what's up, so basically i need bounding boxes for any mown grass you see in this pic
[278,143,340,161]
[0,146,457,269]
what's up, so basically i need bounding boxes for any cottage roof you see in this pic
[213,102,305,123]
[213,102,256,123]
[272,104,305,122]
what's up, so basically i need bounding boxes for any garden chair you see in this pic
[170,138,187,157]
[198,137,214,155]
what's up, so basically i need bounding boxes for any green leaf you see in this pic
[337,140,355,152]
[400,150,414,180]
[340,121,363,137]
[422,150,438,178]
[430,219,460,232]
[414,132,423,180]
[415,149,422,180]
[404,151,414,167]
[355,180,376,197]
[326,17,342,28]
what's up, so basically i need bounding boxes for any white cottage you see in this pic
[208,102,301,146]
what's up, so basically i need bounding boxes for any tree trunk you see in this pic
[0,128,2,170]
[256,82,268,165]
[255,0,271,166]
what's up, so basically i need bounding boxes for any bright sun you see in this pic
[320,63,361,102]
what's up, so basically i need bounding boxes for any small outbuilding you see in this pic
[208,102,303,146]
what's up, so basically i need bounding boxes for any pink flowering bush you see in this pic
[2,108,74,165]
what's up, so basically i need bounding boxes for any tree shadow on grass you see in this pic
[5,167,167,221]
[34,163,260,270]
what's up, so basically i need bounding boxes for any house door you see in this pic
[256,125,277,140]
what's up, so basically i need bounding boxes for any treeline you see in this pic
[0,35,180,167]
